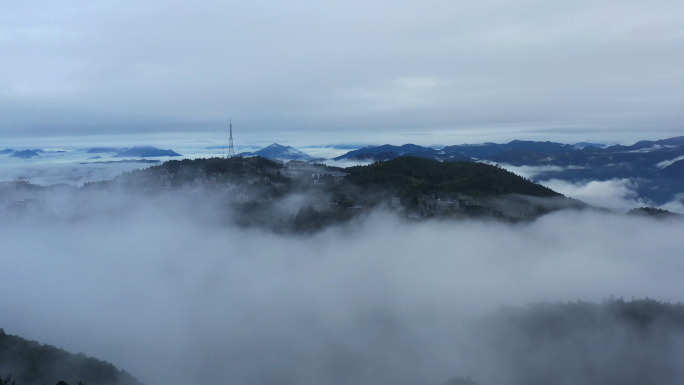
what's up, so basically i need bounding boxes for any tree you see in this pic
[0,374,16,385]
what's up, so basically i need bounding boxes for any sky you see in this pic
[2,0,684,147]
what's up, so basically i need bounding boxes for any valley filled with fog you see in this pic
[2,191,684,384]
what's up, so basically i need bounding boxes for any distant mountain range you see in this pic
[10,150,41,159]
[0,149,45,158]
[113,146,181,158]
[86,146,181,158]
[239,143,313,160]
[1,146,181,159]
[333,140,619,161]
[3,136,684,204]
[240,136,684,205]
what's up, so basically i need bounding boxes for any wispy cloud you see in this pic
[541,178,650,212]
[657,155,684,169]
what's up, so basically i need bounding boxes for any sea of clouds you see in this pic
[2,196,684,385]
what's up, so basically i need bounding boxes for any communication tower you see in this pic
[227,116,236,157]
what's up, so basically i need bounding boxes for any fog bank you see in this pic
[1,204,684,385]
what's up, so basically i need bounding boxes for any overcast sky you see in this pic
[2,0,684,145]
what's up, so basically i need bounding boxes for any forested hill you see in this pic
[484,298,684,385]
[345,156,560,198]
[0,330,142,385]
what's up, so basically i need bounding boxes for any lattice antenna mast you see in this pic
[227,116,236,157]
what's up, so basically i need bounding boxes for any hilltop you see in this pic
[346,156,559,198]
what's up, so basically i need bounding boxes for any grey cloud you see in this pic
[1,0,684,141]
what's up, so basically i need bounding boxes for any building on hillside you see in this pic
[347,206,364,215]
[437,199,459,213]
[235,193,249,204]
[328,171,348,182]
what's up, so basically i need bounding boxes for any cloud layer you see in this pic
[2,197,684,385]
[2,0,684,143]
[541,178,650,212]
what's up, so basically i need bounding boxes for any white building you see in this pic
[437,199,459,213]
[329,171,348,182]
[235,193,249,204]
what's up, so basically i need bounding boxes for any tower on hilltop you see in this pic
[227,116,236,157]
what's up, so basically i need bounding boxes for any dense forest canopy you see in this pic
[345,157,560,198]
[0,330,141,385]
[482,298,684,385]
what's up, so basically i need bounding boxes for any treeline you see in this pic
[0,329,142,385]
[627,206,683,218]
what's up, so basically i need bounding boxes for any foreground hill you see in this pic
[345,156,560,198]
[0,330,142,385]
[483,298,684,385]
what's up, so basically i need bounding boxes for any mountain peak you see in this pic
[240,144,312,160]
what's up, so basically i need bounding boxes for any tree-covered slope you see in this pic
[345,156,560,198]
[0,330,142,385]
[485,298,684,385]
